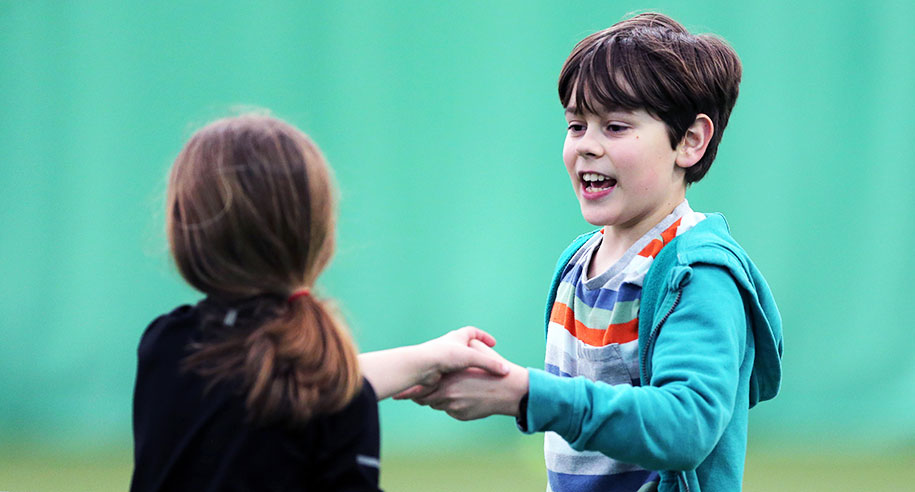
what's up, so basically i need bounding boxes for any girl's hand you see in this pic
[359,327,509,401]
[412,327,508,387]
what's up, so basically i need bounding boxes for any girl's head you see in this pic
[166,113,360,425]
[167,114,333,299]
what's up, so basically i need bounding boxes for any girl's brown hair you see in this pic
[166,113,360,425]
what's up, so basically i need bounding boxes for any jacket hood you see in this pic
[681,214,784,407]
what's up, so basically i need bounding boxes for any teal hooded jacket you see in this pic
[525,213,783,492]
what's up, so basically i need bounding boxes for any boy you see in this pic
[402,12,783,492]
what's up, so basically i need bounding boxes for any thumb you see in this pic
[460,344,510,376]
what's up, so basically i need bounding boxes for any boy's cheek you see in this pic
[563,158,580,188]
[562,141,578,169]
[567,173,581,192]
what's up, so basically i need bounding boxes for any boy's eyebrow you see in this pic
[565,105,634,118]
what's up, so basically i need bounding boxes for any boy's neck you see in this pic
[587,199,686,279]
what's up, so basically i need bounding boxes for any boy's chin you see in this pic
[581,214,613,227]
[579,205,614,227]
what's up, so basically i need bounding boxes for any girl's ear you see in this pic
[675,114,714,169]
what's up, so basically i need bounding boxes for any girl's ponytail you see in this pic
[242,294,360,424]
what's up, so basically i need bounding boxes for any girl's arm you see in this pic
[359,327,510,401]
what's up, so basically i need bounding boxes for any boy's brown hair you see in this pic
[559,12,742,183]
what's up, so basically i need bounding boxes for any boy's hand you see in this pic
[360,327,508,401]
[413,327,509,387]
[397,340,530,421]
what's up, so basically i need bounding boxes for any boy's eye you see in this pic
[567,123,585,133]
[606,123,627,133]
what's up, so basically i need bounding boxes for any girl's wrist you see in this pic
[411,341,446,386]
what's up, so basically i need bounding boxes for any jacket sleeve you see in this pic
[525,263,747,471]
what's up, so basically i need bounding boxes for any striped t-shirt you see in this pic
[544,201,705,492]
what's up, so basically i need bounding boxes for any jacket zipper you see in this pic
[678,471,691,492]
[641,289,690,492]
[640,290,682,381]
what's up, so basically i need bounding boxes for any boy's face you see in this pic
[563,106,689,232]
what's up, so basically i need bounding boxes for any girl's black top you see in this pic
[130,302,381,492]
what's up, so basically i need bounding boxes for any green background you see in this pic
[2,0,914,489]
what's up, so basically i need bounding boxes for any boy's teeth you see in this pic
[582,172,616,192]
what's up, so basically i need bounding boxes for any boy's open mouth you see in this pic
[581,172,617,193]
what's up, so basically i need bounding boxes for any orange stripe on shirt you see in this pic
[638,218,682,258]
[549,302,640,346]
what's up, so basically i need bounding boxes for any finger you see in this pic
[458,326,497,347]
[447,409,476,422]
[392,385,423,400]
[429,400,447,411]
[415,390,447,408]
[458,347,510,376]
[394,384,437,400]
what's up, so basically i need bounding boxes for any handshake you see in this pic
[359,327,530,421]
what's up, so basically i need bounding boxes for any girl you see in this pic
[130,114,507,492]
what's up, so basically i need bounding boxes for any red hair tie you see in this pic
[287,289,311,303]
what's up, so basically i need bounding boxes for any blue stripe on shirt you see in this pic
[560,263,642,311]
[548,469,656,492]
[545,363,573,378]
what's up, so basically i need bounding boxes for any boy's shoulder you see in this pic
[653,212,759,287]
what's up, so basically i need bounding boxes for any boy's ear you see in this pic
[675,114,714,169]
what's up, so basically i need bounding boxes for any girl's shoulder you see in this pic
[137,303,200,363]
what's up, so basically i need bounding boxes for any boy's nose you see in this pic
[576,133,604,158]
